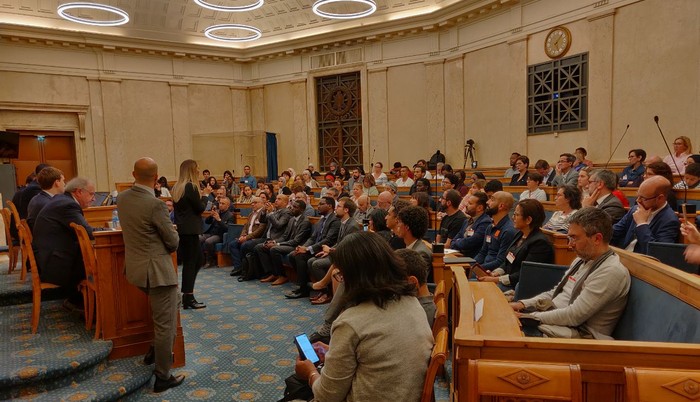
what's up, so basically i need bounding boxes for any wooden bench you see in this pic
[449,247,700,402]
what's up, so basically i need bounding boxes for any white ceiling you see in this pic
[0,0,517,56]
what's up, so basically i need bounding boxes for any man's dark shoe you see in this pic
[153,374,185,393]
[284,289,309,299]
[230,268,243,276]
[308,332,330,344]
[143,346,155,365]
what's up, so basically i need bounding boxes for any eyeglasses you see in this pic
[637,194,658,201]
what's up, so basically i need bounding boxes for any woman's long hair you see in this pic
[172,159,201,202]
[330,232,415,309]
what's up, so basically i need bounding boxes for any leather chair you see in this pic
[514,261,569,301]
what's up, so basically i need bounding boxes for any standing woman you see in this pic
[172,159,211,309]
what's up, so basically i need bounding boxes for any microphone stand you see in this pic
[654,116,695,213]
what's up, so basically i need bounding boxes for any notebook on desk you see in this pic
[444,256,476,264]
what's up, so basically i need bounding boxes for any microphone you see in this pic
[654,116,691,211]
[370,149,376,172]
[604,124,630,169]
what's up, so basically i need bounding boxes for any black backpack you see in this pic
[428,150,445,169]
[237,252,263,282]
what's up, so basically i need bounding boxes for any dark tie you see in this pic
[315,216,327,242]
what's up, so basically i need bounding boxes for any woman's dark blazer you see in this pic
[174,182,208,235]
[502,229,554,287]
[510,171,529,186]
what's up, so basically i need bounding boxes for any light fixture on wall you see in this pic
[57,2,129,26]
[312,0,377,20]
[204,24,262,42]
[194,0,264,12]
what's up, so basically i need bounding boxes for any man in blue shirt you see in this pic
[451,192,491,257]
[474,191,517,270]
[239,165,257,189]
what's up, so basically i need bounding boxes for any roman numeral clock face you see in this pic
[545,27,571,59]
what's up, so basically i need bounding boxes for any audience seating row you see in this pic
[446,247,700,402]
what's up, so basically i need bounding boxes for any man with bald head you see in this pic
[611,175,680,254]
[353,194,374,225]
[376,191,393,211]
[474,191,517,270]
[118,157,183,392]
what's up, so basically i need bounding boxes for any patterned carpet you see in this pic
[125,267,327,401]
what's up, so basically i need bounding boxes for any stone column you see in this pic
[367,67,389,168]
[169,82,190,172]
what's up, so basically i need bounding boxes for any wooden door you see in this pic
[10,131,76,187]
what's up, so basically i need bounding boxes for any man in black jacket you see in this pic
[200,196,234,268]
[285,197,340,298]
[33,177,96,307]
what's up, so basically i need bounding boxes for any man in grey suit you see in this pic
[582,169,626,224]
[118,157,184,393]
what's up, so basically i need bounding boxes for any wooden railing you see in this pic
[448,247,700,402]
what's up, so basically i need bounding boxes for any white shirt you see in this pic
[395,177,414,187]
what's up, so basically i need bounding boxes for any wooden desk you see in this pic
[84,205,117,228]
[542,228,577,266]
[450,247,700,402]
[93,230,185,367]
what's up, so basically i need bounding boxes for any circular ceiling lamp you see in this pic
[194,0,264,12]
[204,24,262,42]
[57,2,129,26]
[312,0,377,20]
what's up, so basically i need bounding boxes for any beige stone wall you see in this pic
[0,0,698,192]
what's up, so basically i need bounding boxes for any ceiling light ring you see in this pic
[204,24,262,42]
[312,0,377,20]
[57,2,130,27]
[194,0,264,12]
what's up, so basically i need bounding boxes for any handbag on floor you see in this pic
[278,373,313,402]
[238,252,263,282]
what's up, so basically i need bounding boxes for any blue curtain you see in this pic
[266,132,278,182]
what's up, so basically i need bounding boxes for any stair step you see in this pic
[14,356,153,402]
[0,270,63,307]
[0,300,112,399]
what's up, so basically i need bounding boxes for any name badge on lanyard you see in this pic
[467,229,474,237]
[506,251,515,263]
[485,235,492,243]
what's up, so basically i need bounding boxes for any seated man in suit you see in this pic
[227,196,267,272]
[200,195,234,268]
[535,159,556,186]
[307,197,361,304]
[285,197,340,299]
[510,207,631,340]
[33,177,97,308]
[450,192,491,257]
[26,166,65,230]
[256,194,292,282]
[611,175,680,255]
[581,169,626,224]
[254,199,312,284]
[551,153,579,187]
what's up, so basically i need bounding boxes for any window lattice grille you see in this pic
[528,53,588,135]
[316,72,363,171]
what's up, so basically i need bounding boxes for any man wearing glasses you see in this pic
[581,169,626,224]
[33,177,98,310]
[510,207,631,339]
[611,175,679,254]
[551,153,579,187]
